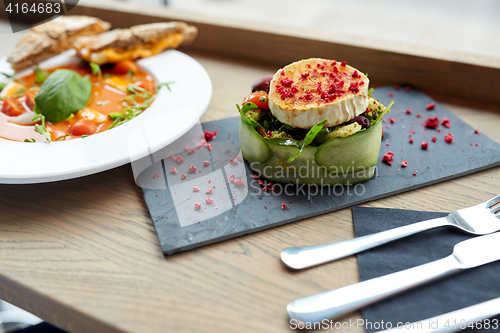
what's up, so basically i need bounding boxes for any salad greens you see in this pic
[288,119,327,162]
[34,66,48,84]
[34,69,92,123]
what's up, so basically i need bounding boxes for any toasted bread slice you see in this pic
[7,16,111,72]
[74,22,198,65]
[268,58,370,129]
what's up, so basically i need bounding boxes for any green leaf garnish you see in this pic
[237,102,260,129]
[34,69,92,123]
[34,119,51,142]
[81,135,89,138]
[24,138,36,142]
[157,81,175,92]
[368,88,374,98]
[97,100,109,106]
[34,66,49,84]
[288,119,327,162]
[89,62,102,81]
[0,72,13,79]
[0,82,6,92]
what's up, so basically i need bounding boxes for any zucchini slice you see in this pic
[239,118,271,163]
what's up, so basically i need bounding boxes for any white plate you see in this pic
[0,50,212,184]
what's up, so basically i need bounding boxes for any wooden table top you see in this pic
[1,19,500,333]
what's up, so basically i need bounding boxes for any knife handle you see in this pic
[287,255,463,324]
[281,217,450,269]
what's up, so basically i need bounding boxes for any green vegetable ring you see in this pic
[239,101,390,186]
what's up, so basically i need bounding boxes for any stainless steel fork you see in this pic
[281,194,500,270]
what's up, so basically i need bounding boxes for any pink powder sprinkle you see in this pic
[165,151,174,160]
[229,175,235,182]
[188,148,196,155]
[194,203,202,210]
[170,167,178,174]
[208,180,211,183]
[153,174,160,179]
[181,174,187,180]
[188,165,197,173]
[193,187,199,192]
[206,188,212,194]
[206,198,214,204]
[416,113,421,118]
[175,156,184,164]
[204,160,210,166]
[426,102,436,110]
[236,154,242,161]
[230,159,238,166]
[401,160,408,167]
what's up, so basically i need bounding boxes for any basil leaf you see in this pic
[34,124,51,142]
[34,66,48,84]
[288,119,327,162]
[237,102,260,128]
[34,69,92,123]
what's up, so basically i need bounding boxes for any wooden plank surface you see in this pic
[1,12,500,333]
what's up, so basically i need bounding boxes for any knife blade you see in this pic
[287,232,500,324]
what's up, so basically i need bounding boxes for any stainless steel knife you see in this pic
[287,231,500,324]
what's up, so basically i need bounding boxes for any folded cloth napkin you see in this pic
[352,207,500,333]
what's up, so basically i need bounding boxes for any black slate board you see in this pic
[139,87,500,255]
[353,207,500,333]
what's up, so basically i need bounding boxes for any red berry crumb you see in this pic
[445,133,453,143]
[416,113,421,118]
[474,130,479,135]
[170,167,178,174]
[188,165,197,173]
[230,159,238,166]
[206,198,214,204]
[421,142,429,149]
[394,85,400,91]
[193,186,199,192]
[406,109,412,115]
[405,86,411,92]
[175,156,184,164]
[253,175,260,180]
[432,137,437,143]
[389,117,396,124]
[409,139,414,144]
[401,160,408,167]
[181,174,187,180]
[204,129,216,142]
[204,160,210,166]
[153,174,160,178]
[426,102,436,110]
[424,117,439,129]
[413,172,417,176]
[441,118,451,128]
[388,92,394,97]
[382,151,395,166]
[281,203,287,210]
[340,61,346,67]
[206,188,212,194]
[194,203,202,210]
[233,179,245,187]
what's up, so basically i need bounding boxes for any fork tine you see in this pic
[492,205,500,215]
[487,194,500,209]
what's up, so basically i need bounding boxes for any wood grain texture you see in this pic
[1,8,500,333]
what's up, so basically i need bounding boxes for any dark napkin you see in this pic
[353,207,500,332]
